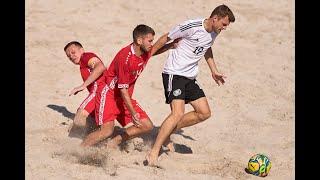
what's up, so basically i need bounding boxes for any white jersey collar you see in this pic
[131,44,136,55]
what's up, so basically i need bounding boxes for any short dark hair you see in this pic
[210,4,235,23]
[133,24,155,43]
[64,41,83,51]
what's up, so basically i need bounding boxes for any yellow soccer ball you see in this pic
[247,154,272,177]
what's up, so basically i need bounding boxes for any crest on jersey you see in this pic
[173,89,181,96]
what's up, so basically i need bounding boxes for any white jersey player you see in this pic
[146,4,236,167]
[164,18,218,79]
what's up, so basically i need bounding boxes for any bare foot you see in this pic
[106,139,119,149]
[145,152,159,167]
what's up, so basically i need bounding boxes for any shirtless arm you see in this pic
[204,47,226,86]
[120,88,142,127]
[153,38,181,56]
[150,33,171,56]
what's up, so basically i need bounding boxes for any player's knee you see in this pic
[99,127,114,139]
[142,119,154,132]
[199,110,211,121]
[74,109,88,127]
[75,109,87,118]
[79,109,89,118]
[170,112,184,122]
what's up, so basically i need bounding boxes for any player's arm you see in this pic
[204,47,219,74]
[82,57,105,88]
[119,88,135,115]
[204,47,226,86]
[117,58,142,127]
[150,33,171,56]
[152,21,191,56]
[119,88,142,126]
[69,57,105,96]
[153,38,182,56]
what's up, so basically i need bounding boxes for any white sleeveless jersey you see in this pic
[163,18,218,79]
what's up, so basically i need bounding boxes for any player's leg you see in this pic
[73,92,96,127]
[80,83,115,147]
[146,74,187,165]
[68,93,96,137]
[107,100,154,147]
[175,96,211,130]
[161,98,211,152]
[81,121,115,147]
[68,109,90,138]
[163,79,211,152]
[162,103,176,152]
[85,112,99,134]
[147,99,185,166]
[174,78,211,130]
[107,118,153,148]
[73,109,90,127]
[162,97,210,152]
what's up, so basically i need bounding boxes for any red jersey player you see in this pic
[77,25,179,147]
[64,41,106,135]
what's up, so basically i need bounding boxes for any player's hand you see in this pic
[212,72,226,86]
[132,113,142,127]
[69,85,86,96]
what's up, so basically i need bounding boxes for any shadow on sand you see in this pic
[47,104,75,120]
[47,104,98,139]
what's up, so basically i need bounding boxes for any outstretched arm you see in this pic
[153,38,181,56]
[204,47,226,86]
[69,57,106,96]
[150,33,171,56]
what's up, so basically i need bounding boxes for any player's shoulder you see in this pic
[117,44,132,56]
[116,44,133,60]
[179,18,204,32]
[180,18,203,25]
[84,52,97,56]
[82,52,98,60]
[114,44,133,64]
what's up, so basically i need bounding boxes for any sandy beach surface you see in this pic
[26,0,294,179]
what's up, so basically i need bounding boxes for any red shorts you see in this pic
[78,83,98,118]
[95,84,149,127]
[78,92,95,117]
